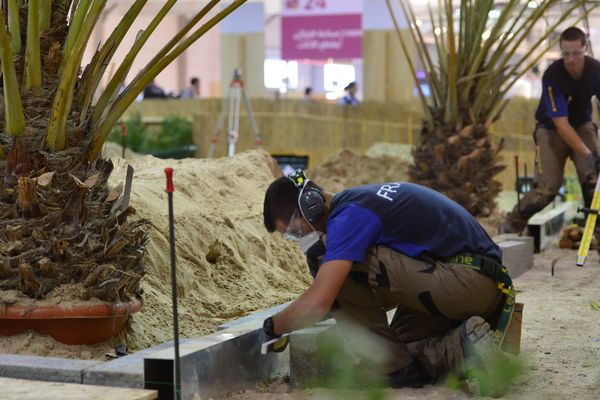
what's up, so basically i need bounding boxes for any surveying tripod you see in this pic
[207,68,263,158]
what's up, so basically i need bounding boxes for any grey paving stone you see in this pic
[144,329,287,399]
[82,339,185,388]
[0,354,101,383]
[498,235,534,278]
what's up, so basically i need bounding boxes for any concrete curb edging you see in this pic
[0,236,535,398]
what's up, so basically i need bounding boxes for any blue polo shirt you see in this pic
[322,182,501,264]
[535,56,600,129]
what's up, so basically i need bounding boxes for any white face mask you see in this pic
[298,230,321,253]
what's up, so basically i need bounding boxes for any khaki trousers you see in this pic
[508,122,598,228]
[333,246,503,379]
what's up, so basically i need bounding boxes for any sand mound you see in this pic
[309,148,410,193]
[111,149,310,349]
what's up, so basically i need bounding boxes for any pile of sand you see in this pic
[309,145,504,238]
[0,149,311,357]
[309,148,410,193]
[114,149,311,350]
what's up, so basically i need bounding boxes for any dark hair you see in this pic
[560,27,586,47]
[191,77,200,85]
[344,81,356,91]
[263,176,299,232]
[304,87,312,96]
[263,175,324,232]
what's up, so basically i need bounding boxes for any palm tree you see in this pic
[386,0,596,216]
[0,0,246,301]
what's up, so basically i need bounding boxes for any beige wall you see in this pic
[84,3,222,98]
[121,98,544,191]
[363,30,417,103]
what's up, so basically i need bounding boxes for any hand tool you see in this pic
[110,164,133,217]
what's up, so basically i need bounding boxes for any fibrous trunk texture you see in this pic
[0,2,147,302]
[410,122,505,217]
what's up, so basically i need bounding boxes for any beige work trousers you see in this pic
[333,246,503,379]
[508,122,598,227]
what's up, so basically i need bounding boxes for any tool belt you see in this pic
[446,253,516,350]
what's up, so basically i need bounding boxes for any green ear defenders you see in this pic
[287,169,325,223]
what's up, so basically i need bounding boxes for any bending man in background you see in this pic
[501,27,600,234]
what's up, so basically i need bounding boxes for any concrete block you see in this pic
[144,329,287,400]
[289,319,357,388]
[499,239,534,278]
[83,340,182,388]
[527,201,576,252]
[0,354,100,384]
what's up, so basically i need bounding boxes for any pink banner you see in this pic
[282,14,362,60]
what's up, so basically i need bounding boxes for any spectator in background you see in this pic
[338,81,360,106]
[180,77,201,99]
[143,80,167,99]
[303,86,313,101]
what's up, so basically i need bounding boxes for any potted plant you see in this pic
[0,0,246,345]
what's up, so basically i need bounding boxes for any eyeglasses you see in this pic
[283,209,304,241]
[560,48,585,58]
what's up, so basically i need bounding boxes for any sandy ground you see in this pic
[1,143,598,400]
[225,246,600,400]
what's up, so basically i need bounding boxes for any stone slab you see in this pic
[527,201,576,252]
[0,376,157,400]
[143,329,287,400]
[498,236,534,278]
[0,354,101,384]
[82,340,184,388]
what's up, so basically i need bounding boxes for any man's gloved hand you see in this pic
[586,150,600,175]
[261,317,289,353]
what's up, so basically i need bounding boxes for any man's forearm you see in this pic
[268,259,352,336]
[554,120,590,157]
[271,291,329,335]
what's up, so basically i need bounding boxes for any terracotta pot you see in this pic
[0,298,142,345]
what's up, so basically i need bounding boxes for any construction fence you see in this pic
[123,97,584,191]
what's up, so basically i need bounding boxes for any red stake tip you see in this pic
[120,124,127,137]
[165,167,175,193]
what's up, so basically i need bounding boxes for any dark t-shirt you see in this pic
[535,56,600,129]
[321,182,501,264]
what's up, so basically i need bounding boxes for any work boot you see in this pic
[387,361,427,389]
[497,212,526,235]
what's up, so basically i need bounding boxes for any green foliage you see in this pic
[564,175,583,202]
[108,114,148,152]
[461,350,525,397]
[150,116,193,149]
[108,114,193,155]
